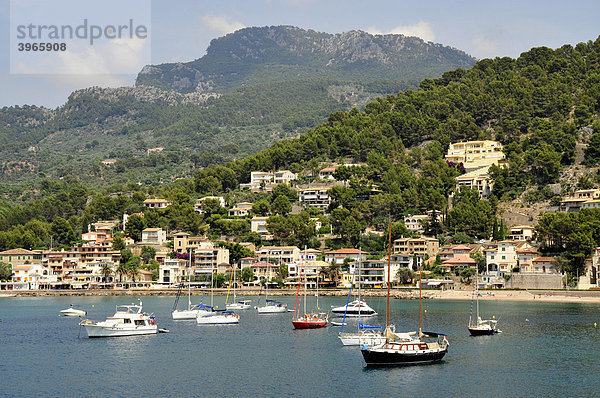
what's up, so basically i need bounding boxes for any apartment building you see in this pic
[393,236,439,259]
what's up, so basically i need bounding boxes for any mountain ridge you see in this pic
[136,25,476,93]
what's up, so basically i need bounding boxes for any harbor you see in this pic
[2,296,600,397]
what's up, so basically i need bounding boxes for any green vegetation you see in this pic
[0,36,600,282]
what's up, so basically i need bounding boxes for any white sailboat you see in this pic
[468,265,499,335]
[172,250,211,320]
[226,264,251,310]
[255,262,287,314]
[337,248,384,346]
[197,260,239,325]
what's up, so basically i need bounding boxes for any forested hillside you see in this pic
[0,79,412,195]
[1,37,600,279]
[0,25,476,194]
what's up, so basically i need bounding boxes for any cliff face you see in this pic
[136,26,476,93]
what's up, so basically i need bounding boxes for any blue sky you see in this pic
[1,0,599,108]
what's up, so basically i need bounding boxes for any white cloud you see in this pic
[11,37,150,76]
[366,21,435,42]
[199,15,245,37]
[471,29,504,58]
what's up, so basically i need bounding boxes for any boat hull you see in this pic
[338,332,386,346]
[292,319,327,329]
[361,347,447,365]
[226,303,251,310]
[84,324,158,337]
[468,326,497,336]
[331,309,377,317]
[196,314,240,324]
[172,309,211,320]
[256,305,287,314]
[60,309,86,317]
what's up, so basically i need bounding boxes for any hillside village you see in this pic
[4,139,600,292]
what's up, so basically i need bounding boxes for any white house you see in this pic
[143,198,171,209]
[159,259,188,285]
[324,248,368,265]
[141,228,167,245]
[251,216,271,238]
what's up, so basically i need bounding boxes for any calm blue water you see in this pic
[2,295,600,397]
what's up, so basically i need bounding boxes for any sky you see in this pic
[1,0,599,108]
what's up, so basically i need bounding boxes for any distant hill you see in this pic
[136,25,476,93]
[0,26,476,195]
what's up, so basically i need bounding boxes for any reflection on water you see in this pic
[2,296,600,396]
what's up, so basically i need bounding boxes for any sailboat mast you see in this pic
[188,247,192,310]
[475,263,479,320]
[386,223,391,331]
[303,247,307,316]
[358,247,362,316]
[293,252,303,317]
[419,257,422,334]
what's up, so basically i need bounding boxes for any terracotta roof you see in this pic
[0,248,37,255]
[532,257,555,262]
[517,249,539,254]
[251,261,279,268]
[441,254,477,265]
[452,244,471,250]
[325,248,367,255]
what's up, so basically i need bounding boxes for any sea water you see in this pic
[1,295,600,397]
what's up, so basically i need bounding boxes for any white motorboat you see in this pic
[196,309,240,324]
[226,300,252,310]
[331,299,377,317]
[256,299,287,313]
[79,301,157,337]
[60,304,87,317]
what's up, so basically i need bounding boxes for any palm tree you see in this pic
[116,262,128,283]
[100,263,113,283]
[128,265,140,283]
[326,263,341,284]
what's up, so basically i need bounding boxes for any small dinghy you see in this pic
[60,304,87,317]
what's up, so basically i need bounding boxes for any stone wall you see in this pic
[508,273,564,289]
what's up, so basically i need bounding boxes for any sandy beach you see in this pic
[3,287,600,303]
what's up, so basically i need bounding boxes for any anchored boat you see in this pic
[361,224,449,366]
[60,304,86,317]
[80,301,157,337]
